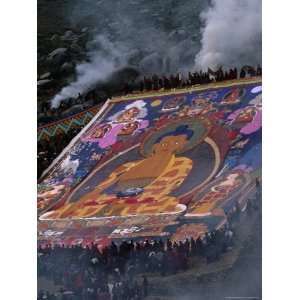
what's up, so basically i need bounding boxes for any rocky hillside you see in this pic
[37,0,210,105]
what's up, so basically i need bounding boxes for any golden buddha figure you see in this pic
[42,121,210,220]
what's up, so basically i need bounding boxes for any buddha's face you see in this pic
[152,134,188,155]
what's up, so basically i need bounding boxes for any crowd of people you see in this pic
[38,66,262,125]
[38,213,237,300]
[137,67,238,92]
[136,65,261,92]
[37,188,261,300]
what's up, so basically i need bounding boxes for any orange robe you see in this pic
[43,155,192,219]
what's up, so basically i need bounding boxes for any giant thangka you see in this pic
[38,78,262,248]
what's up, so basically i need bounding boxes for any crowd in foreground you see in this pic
[37,185,261,300]
[38,225,234,300]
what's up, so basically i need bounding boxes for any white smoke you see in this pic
[194,0,262,70]
[51,35,129,108]
[50,0,262,108]
[49,0,211,109]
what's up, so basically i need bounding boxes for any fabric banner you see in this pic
[37,78,262,246]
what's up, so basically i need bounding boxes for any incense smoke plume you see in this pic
[50,0,261,108]
[50,0,208,108]
[51,35,129,108]
[194,0,262,70]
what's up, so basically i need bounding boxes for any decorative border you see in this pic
[38,105,102,141]
[40,100,112,179]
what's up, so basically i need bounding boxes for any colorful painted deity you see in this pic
[186,171,245,217]
[227,94,262,135]
[81,100,149,149]
[176,97,216,118]
[41,120,211,220]
[220,88,245,106]
[161,96,185,112]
